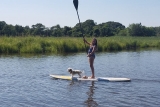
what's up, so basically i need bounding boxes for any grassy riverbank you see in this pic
[0,36,160,54]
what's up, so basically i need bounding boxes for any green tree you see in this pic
[63,26,72,36]
[98,21,125,36]
[81,19,95,35]
[15,25,24,36]
[142,27,155,36]
[31,23,45,35]
[128,23,156,36]
[154,27,160,36]
[43,27,52,37]
[118,29,128,36]
[24,26,31,36]
[128,23,143,36]
[3,25,16,36]
[0,21,7,35]
[50,24,63,37]
[93,26,100,37]
[72,20,96,37]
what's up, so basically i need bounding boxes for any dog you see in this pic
[67,68,84,78]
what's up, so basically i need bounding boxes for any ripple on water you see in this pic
[0,50,160,107]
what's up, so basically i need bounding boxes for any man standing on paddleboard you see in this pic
[83,38,98,79]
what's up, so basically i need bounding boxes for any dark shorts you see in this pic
[89,54,95,59]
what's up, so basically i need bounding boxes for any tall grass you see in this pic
[97,36,160,51]
[0,36,160,54]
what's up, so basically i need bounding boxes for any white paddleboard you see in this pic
[77,77,98,81]
[50,75,131,82]
[77,77,131,82]
[98,77,131,82]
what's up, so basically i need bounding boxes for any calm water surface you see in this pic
[0,50,160,107]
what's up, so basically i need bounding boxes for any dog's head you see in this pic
[67,68,73,74]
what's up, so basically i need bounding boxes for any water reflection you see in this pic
[69,80,76,85]
[84,81,98,107]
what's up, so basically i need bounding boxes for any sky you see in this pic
[0,0,160,28]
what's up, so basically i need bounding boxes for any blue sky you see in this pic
[1,0,160,28]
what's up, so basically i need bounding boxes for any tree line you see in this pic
[0,20,160,37]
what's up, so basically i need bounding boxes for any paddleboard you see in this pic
[77,77,98,81]
[77,77,131,82]
[50,75,131,82]
[98,77,131,82]
[50,75,77,80]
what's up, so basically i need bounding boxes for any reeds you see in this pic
[0,36,160,54]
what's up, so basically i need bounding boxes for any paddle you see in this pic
[73,0,87,54]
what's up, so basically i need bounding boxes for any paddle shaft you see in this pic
[73,0,87,54]
[76,10,87,53]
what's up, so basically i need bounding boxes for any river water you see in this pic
[0,49,160,107]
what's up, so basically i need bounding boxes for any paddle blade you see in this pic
[73,0,78,10]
